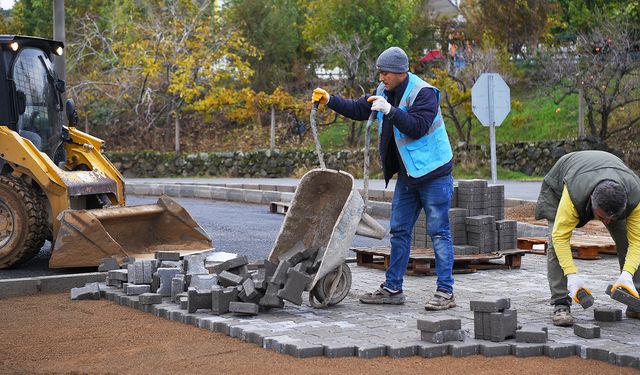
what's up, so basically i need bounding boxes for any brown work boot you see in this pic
[552,305,574,327]
[359,284,406,305]
[626,309,640,319]
[424,290,456,311]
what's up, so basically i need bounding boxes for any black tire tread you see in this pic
[0,176,48,268]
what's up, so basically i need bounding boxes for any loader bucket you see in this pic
[268,169,386,289]
[49,196,213,268]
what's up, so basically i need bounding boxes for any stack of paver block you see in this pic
[449,208,468,246]
[495,220,518,250]
[417,316,464,344]
[465,215,496,253]
[412,212,432,249]
[411,179,512,255]
[488,184,505,220]
[457,179,488,216]
[471,298,518,342]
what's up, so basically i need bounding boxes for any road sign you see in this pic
[472,73,510,127]
[471,73,510,184]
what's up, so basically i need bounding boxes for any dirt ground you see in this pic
[505,203,610,236]
[0,293,635,375]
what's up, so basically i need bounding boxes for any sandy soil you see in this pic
[505,203,610,236]
[0,293,634,375]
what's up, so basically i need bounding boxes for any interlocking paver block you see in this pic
[126,284,151,296]
[587,347,610,362]
[211,287,239,315]
[470,298,511,312]
[108,269,129,282]
[417,316,461,332]
[606,284,640,311]
[259,282,284,307]
[417,343,449,358]
[515,325,548,343]
[323,344,356,358]
[479,342,512,357]
[159,261,181,269]
[155,251,180,261]
[70,282,101,300]
[270,260,292,286]
[489,309,517,342]
[544,343,577,358]
[356,344,387,358]
[242,278,259,300]
[229,301,259,315]
[218,270,244,287]
[277,269,313,305]
[98,257,119,272]
[209,256,249,275]
[386,342,417,358]
[171,275,185,303]
[188,289,212,313]
[139,293,162,305]
[594,308,623,322]
[450,342,480,358]
[284,342,324,358]
[156,268,181,297]
[575,289,595,309]
[189,274,218,291]
[511,343,544,357]
[420,329,464,344]
[574,323,601,339]
[609,352,639,368]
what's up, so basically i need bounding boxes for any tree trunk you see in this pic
[270,105,276,151]
[174,112,180,154]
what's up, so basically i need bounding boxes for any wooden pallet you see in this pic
[350,246,528,276]
[518,235,615,260]
[269,201,290,215]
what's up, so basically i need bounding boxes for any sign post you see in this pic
[471,73,510,184]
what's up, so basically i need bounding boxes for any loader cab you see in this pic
[0,35,66,163]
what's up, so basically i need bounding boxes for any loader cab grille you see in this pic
[11,47,62,158]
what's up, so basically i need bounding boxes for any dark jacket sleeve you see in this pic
[327,94,374,121]
[386,87,438,140]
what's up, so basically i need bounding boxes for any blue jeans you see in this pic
[384,173,454,293]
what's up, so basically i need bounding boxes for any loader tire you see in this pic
[0,176,48,268]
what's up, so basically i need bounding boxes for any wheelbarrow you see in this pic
[267,102,384,307]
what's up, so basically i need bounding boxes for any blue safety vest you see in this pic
[376,72,453,178]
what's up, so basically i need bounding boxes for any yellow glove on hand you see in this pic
[312,88,330,105]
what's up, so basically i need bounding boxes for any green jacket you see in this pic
[535,151,640,227]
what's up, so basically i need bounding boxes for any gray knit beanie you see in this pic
[376,46,409,73]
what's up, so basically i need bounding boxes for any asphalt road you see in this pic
[0,196,391,279]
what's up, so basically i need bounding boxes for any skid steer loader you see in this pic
[0,35,213,269]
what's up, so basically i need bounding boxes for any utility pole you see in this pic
[53,0,66,81]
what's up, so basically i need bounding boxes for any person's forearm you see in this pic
[327,95,372,121]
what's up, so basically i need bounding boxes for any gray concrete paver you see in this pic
[102,252,639,365]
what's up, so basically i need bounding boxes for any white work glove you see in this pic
[612,271,640,298]
[367,95,392,115]
[567,273,590,302]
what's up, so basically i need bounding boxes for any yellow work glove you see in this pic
[612,271,640,298]
[312,88,330,105]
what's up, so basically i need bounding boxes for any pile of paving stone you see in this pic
[412,179,517,255]
[71,246,323,316]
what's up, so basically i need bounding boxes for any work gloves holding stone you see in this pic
[567,273,590,303]
[612,271,640,298]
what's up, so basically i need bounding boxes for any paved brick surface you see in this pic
[101,253,640,366]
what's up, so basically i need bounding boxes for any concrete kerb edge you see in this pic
[127,182,537,222]
[0,272,106,299]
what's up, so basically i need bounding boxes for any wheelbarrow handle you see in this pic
[363,110,376,208]
[309,101,326,169]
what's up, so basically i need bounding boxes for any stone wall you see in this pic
[107,137,626,178]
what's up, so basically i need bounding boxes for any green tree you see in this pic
[224,0,306,92]
[8,0,51,37]
[462,0,553,58]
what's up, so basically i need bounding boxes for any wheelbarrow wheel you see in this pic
[310,262,352,307]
